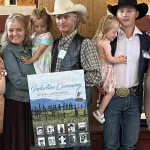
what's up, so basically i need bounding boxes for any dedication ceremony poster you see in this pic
[27,70,90,149]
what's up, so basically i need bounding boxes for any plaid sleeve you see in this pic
[80,38,102,86]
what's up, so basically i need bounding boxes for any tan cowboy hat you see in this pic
[45,0,86,15]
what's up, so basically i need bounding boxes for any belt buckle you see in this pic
[116,88,129,97]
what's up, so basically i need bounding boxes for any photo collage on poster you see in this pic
[27,70,91,149]
[35,121,90,149]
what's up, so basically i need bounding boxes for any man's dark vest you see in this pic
[51,33,84,72]
[51,33,92,104]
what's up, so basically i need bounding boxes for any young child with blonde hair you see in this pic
[21,8,53,73]
[92,15,127,124]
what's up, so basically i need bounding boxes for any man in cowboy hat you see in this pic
[103,0,150,149]
[46,0,102,150]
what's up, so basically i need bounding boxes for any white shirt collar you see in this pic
[118,26,142,37]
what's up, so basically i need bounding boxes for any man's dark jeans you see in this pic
[103,93,141,150]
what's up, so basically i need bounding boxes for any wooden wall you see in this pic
[38,0,107,39]
[0,1,150,33]
[136,16,150,32]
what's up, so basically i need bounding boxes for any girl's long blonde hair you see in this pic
[93,15,119,41]
[1,13,31,47]
[29,8,52,34]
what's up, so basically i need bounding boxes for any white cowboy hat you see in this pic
[45,0,86,15]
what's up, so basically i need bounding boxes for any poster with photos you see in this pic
[27,70,90,149]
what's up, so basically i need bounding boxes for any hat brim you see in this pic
[107,3,148,19]
[45,4,86,16]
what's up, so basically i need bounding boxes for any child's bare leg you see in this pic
[93,90,115,124]
[98,90,115,115]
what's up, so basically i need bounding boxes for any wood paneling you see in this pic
[0,16,7,32]
[2,0,36,6]
[0,15,149,33]
[0,0,4,5]
[0,1,149,33]
[38,0,107,39]
[17,0,36,6]
[136,16,150,32]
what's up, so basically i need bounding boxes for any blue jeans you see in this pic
[103,93,141,150]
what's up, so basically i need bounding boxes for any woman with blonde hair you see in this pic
[1,13,36,150]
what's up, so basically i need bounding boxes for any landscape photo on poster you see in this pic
[27,70,90,149]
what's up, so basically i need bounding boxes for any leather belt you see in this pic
[115,86,139,97]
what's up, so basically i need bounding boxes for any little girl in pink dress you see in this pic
[92,15,127,124]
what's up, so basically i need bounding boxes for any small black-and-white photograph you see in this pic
[47,125,55,134]
[58,135,66,145]
[69,134,76,144]
[38,137,45,146]
[36,126,44,135]
[68,123,76,133]
[79,134,89,144]
[78,122,88,132]
[48,136,56,146]
[57,124,65,133]
[142,50,150,59]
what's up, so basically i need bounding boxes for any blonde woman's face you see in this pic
[7,20,26,45]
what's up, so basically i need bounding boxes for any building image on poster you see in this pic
[27,70,90,149]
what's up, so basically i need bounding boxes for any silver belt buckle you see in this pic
[116,88,129,97]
